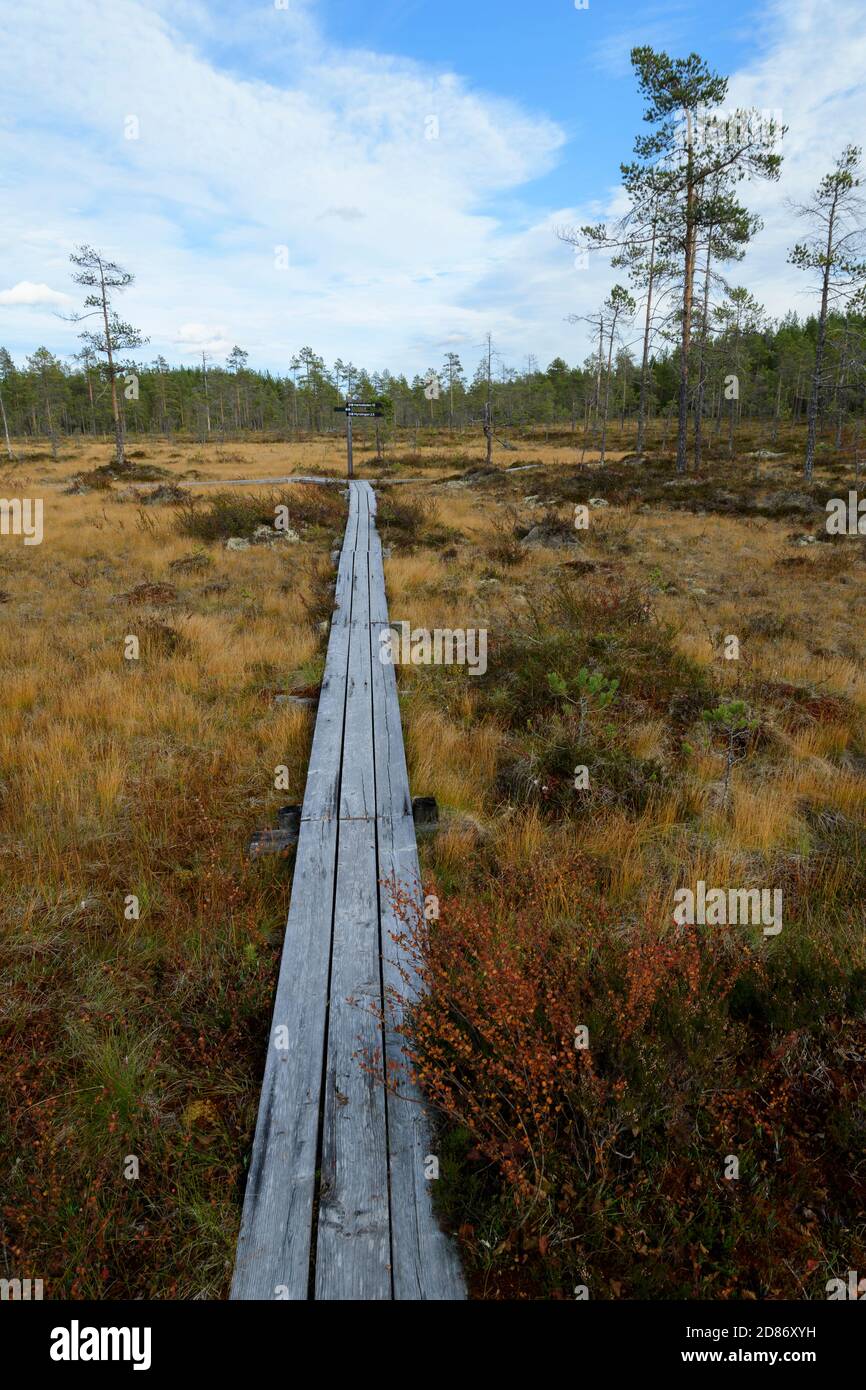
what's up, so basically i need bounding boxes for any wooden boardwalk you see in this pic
[231,481,465,1301]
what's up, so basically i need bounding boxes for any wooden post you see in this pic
[346,410,354,479]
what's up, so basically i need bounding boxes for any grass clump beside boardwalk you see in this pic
[174,486,345,542]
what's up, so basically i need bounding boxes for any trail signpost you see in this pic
[334,400,385,478]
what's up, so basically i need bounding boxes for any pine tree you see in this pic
[626,47,783,473]
[66,245,148,470]
[788,145,866,480]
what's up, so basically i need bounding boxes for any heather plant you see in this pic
[382,854,866,1298]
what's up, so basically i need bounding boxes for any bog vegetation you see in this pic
[1,43,865,1300]
[386,449,866,1299]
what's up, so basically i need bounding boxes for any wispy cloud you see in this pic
[174,323,233,355]
[589,1,697,79]
[720,0,866,321]
[318,207,367,222]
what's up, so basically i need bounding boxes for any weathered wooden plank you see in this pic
[330,501,359,633]
[368,531,390,625]
[377,816,465,1300]
[315,479,391,1298]
[315,816,391,1300]
[369,546,467,1301]
[231,814,338,1300]
[233,486,358,1299]
[370,623,413,822]
[338,493,376,823]
[300,487,358,822]
[332,483,359,627]
[353,479,373,553]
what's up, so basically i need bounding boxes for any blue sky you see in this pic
[313,0,751,209]
[0,0,864,380]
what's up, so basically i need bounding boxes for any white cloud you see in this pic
[721,0,866,322]
[0,0,862,374]
[0,281,72,307]
[174,323,233,355]
[0,0,566,372]
[318,207,367,222]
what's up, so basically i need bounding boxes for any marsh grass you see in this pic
[385,442,866,1299]
[0,469,332,1296]
[3,425,866,1300]
[174,486,344,542]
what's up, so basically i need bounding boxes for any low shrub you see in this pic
[376,493,455,550]
[481,577,713,726]
[384,851,866,1298]
[174,487,344,541]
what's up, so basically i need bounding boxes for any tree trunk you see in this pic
[694,225,714,473]
[771,374,782,442]
[0,389,13,460]
[485,336,493,465]
[805,205,836,481]
[636,215,657,455]
[99,262,126,470]
[676,110,697,475]
[594,321,604,420]
[833,337,847,450]
[600,320,616,465]
[85,369,96,435]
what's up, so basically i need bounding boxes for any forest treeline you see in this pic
[2,48,864,476]
[1,308,865,453]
